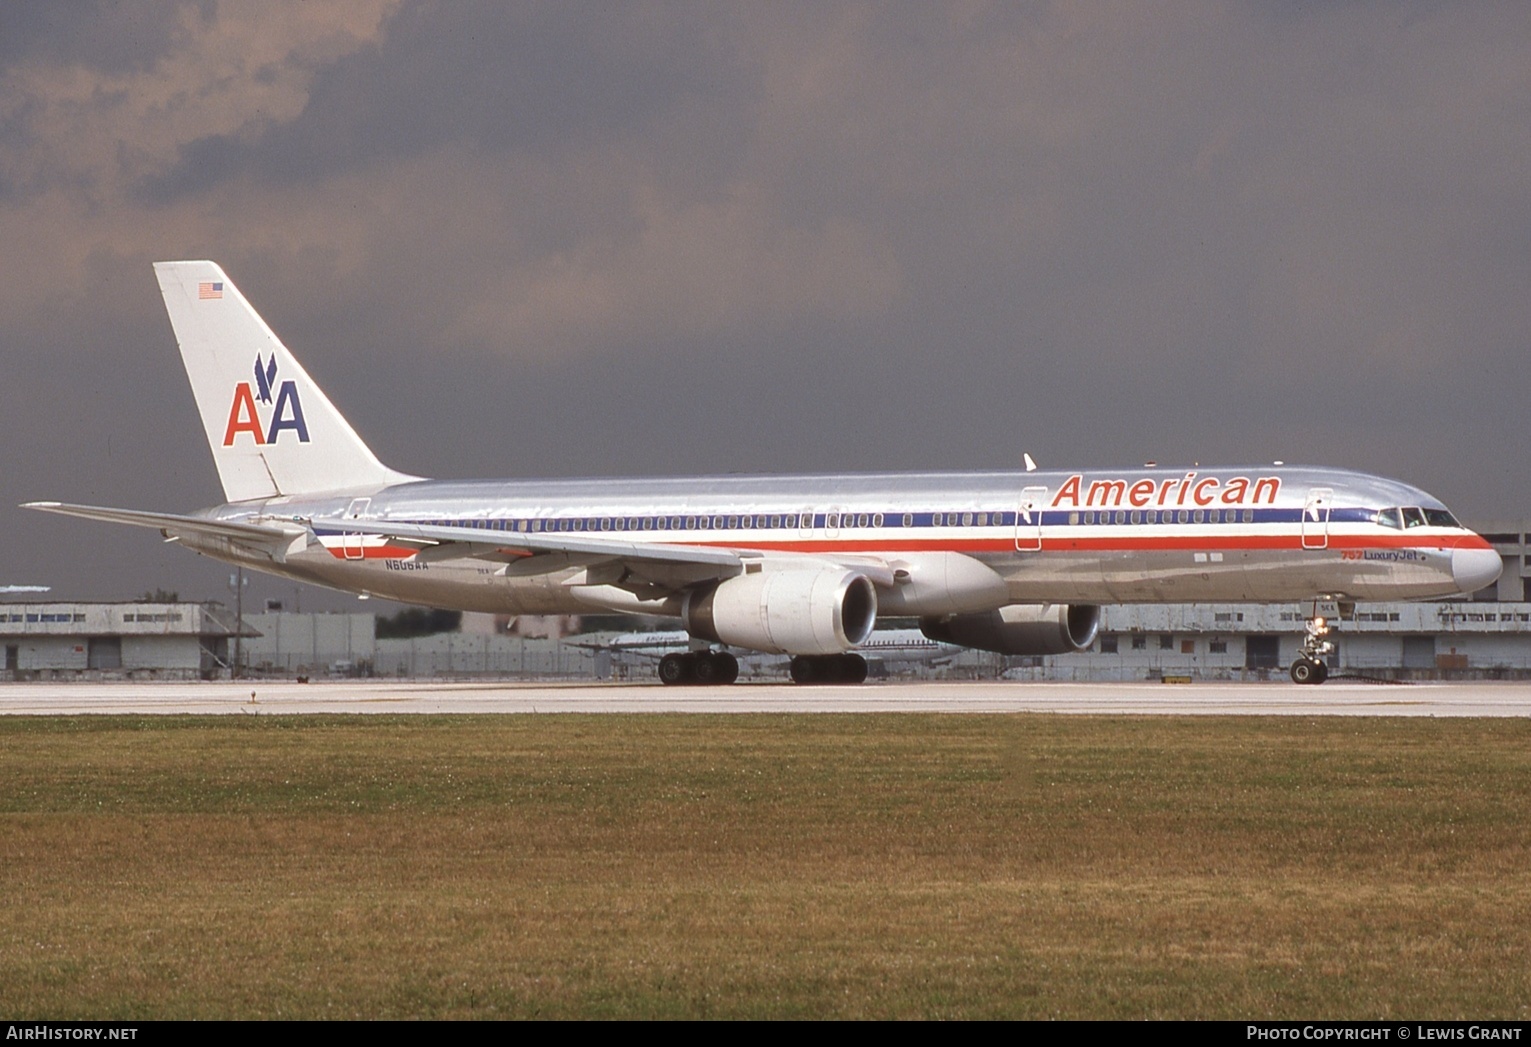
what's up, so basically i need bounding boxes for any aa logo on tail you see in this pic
[223,354,310,446]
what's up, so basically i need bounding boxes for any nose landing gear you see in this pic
[1290,609,1335,685]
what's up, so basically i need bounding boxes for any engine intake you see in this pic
[684,568,878,655]
[920,603,1101,656]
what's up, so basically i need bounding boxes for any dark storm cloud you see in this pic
[4,1,1531,605]
[141,1,751,201]
[0,0,209,75]
[0,1,197,200]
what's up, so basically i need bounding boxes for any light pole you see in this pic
[228,568,247,679]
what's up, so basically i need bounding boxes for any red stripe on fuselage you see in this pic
[319,529,1490,560]
[322,544,421,559]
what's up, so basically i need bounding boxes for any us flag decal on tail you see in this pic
[198,281,224,299]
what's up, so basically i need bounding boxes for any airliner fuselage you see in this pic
[191,465,1496,614]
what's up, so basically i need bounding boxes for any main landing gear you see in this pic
[1290,609,1335,685]
[655,650,870,686]
[789,653,868,685]
[658,650,739,686]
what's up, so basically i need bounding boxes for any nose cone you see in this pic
[1453,547,1503,594]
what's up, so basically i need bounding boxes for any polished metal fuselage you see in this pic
[180,465,1495,617]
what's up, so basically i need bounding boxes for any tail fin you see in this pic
[154,261,418,503]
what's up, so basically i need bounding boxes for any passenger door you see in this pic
[1301,488,1332,550]
[1015,486,1048,552]
[342,497,372,560]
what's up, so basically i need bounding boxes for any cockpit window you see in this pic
[1374,508,1402,530]
[1424,508,1460,529]
[1402,507,1428,528]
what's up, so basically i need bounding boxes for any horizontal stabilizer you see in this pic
[23,502,310,562]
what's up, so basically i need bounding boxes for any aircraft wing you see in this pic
[304,516,899,593]
[305,516,747,570]
[23,502,312,562]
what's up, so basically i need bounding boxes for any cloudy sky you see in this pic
[2,1,1528,608]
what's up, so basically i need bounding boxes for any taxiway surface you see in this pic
[3,679,1531,716]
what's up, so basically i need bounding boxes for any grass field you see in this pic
[2,713,1530,1019]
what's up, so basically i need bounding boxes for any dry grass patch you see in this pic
[1,714,1529,1017]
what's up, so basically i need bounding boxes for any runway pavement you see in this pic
[3,678,1531,715]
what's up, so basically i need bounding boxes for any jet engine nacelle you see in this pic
[919,603,1102,656]
[683,568,878,655]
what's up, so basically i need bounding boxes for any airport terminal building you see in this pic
[0,602,251,680]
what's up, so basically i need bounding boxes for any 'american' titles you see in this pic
[1051,472,1281,510]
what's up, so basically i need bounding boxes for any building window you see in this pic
[1159,635,1174,650]
[1098,635,1118,653]
[1131,634,1147,650]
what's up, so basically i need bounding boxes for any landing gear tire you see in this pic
[659,652,693,686]
[659,651,740,686]
[790,653,869,685]
[1290,658,1328,685]
[692,653,722,684]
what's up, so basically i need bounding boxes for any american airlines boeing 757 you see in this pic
[26,262,1502,685]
